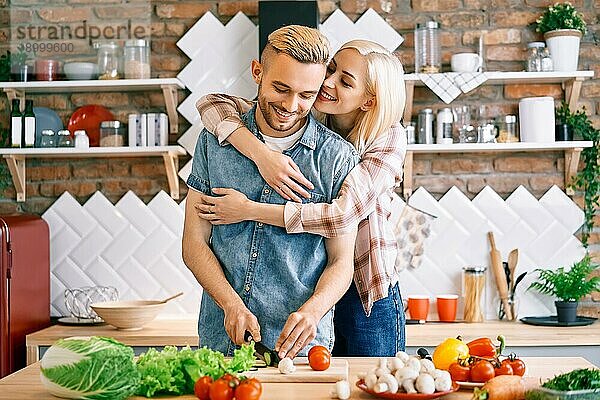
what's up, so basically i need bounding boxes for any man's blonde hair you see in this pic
[263,25,330,65]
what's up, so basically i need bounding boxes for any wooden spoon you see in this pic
[157,292,184,304]
[508,249,519,292]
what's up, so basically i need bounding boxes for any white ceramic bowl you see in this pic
[63,62,98,80]
[90,300,165,330]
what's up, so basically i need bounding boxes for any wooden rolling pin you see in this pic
[488,232,513,320]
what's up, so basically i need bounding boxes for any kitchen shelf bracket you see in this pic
[563,78,584,111]
[402,151,414,199]
[3,155,26,202]
[564,147,582,196]
[4,89,25,110]
[161,84,179,135]
[403,81,415,124]
[162,151,180,200]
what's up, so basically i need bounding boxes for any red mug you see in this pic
[404,295,430,320]
[436,294,459,322]
[35,59,60,81]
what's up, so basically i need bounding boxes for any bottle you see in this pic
[10,99,22,148]
[22,99,35,148]
[415,21,441,73]
[436,108,453,144]
[74,130,89,148]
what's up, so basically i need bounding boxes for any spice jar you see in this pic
[497,115,519,143]
[100,121,125,147]
[96,42,121,80]
[74,130,90,148]
[40,129,56,148]
[526,42,544,72]
[415,21,441,73]
[462,267,486,323]
[124,40,151,79]
[56,129,74,147]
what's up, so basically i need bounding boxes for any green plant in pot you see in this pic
[536,2,586,71]
[529,254,599,323]
[10,45,31,82]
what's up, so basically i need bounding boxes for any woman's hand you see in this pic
[195,188,251,225]
[255,148,314,202]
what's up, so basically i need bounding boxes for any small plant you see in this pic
[536,2,587,35]
[0,52,10,82]
[529,254,600,302]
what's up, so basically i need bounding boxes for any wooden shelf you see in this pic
[402,71,594,123]
[1,145,187,202]
[0,78,184,135]
[402,141,593,198]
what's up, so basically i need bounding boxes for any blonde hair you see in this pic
[263,25,330,65]
[337,40,406,153]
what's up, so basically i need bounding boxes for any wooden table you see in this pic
[0,357,595,399]
[26,319,600,365]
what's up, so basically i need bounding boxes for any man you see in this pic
[182,25,359,359]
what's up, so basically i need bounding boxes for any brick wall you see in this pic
[0,0,598,261]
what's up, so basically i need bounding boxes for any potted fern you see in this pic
[529,255,600,323]
[536,2,586,71]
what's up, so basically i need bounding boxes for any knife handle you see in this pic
[244,330,253,343]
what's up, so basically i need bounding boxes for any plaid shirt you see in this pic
[197,94,407,316]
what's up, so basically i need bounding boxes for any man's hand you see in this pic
[223,302,262,345]
[274,310,319,359]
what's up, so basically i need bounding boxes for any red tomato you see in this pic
[494,359,514,376]
[448,362,471,382]
[235,381,262,400]
[509,358,526,376]
[209,378,234,400]
[308,349,331,371]
[470,360,495,383]
[194,376,213,400]
[239,378,262,395]
[308,345,328,358]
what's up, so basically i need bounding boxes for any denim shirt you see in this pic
[187,107,359,356]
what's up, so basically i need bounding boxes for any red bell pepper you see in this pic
[467,335,505,358]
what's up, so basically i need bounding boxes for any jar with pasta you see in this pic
[462,266,486,323]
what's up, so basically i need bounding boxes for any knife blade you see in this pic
[244,331,281,367]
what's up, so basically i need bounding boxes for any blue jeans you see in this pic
[332,282,406,356]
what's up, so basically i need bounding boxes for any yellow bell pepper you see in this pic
[432,337,470,370]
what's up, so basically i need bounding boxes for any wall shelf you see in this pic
[0,146,187,202]
[1,78,185,135]
[402,71,595,123]
[402,141,593,198]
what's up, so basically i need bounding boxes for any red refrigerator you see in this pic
[0,214,50,378]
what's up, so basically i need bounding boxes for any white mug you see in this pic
[451,53,483,72]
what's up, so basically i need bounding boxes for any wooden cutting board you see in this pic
[247,357,348,383]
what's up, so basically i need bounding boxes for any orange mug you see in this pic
[436,294,459,322]
[404,295,430,320]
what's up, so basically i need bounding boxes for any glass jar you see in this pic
[124,39,151,79]
[415,21,441,73]
[526,42,544,72]
[497,115,519,143]
[40,129,56,148]
[100,121,125,147]
[541,47,553,72]
[462,266,486,323]
[96,42,121,80]
[56,129,74,147]
[74,130,89,148]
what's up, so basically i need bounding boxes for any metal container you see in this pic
[415,21,441,73]
[417,109,434,144]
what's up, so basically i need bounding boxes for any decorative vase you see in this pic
[544,29,582,72]
[555,300,578,323]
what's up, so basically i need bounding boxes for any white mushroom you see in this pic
[390,357,405,372]
[415,373,436,394]
[375,367,390,377]
[278,357,296,374]
[365,373,378,390]
[430,369,445,379]
[357,371,367,380]
[402,378,418,394]
[330,380,350,399]
[434,370,452,392]
[419,358,436,374]
[378,357,389,369]
[374,373,399,394]
[394,366,419,383]
[395,351,410,362]
[405,357,422,372]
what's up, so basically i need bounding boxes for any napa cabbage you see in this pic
[40,336,139,400]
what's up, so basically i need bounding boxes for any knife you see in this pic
[244,331,281,367]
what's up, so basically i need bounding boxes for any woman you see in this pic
[195,40,407,357]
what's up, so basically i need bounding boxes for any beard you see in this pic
[256,82,308,133]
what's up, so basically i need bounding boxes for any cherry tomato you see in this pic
[448,362,471,382]
[235,381,262,400]
[239,378,262,395]
[194,376,213,400]
[509,358,526,376]
[308,345,328,358]
[470,360,495,383]
[494,359,514,376]
[308,349,331,371]
[209,378,234,400]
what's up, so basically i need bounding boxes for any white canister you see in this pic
[518,97,555,143]
[436,108,454,144]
